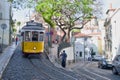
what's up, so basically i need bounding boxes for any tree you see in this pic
[16,21,21,26]
[10,18,16,32]
[54,0,94,41]
[11,0,103,42]
[36,0,95,42]
[8,0,13,2]
[36,0,56,28]
[36,0,57,47]
[16,21,21,32]
[13,27,17,32]
[9,0,36,9]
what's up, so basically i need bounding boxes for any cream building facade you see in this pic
[0,0,11,45]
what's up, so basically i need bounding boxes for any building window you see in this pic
[79,52,82,57]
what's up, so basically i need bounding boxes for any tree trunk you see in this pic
[61,31,66,42]
[67,28,71,42]
[59,25,67,42]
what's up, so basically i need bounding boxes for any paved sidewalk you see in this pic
[0,42,17,79]
[48,44,62,68]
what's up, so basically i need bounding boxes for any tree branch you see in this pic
[70,20,90,30]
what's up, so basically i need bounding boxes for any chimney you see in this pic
[109,3,112,9]
[106,3,115,14]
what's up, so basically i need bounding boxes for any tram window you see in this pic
[32,31,38,41]
[39,32,44,41]
[21,32,24,36]
[25,31,31,41]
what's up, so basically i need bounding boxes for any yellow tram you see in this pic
[21,20,45,57]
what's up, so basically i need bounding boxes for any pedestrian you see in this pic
[55,39,58,44]
[60,50,67,68]
[15,37,18,45]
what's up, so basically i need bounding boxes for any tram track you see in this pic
[27,46,91,80]
[42,56,78,80]
[43,47,92,80]
[27,49,78,80]
[28,55,58,80]
[42,58,93,80]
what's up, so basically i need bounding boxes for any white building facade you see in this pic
[104,8,120,60]
[72,17,104,61]
[0,0,11,45]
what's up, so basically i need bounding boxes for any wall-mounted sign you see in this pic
[1,23,7,29]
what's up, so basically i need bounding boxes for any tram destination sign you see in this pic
[26,22,43,27]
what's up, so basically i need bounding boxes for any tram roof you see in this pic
[22,26,45,30]
[21,21,45,31]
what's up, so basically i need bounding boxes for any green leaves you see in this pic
[11,0,36,10]
[13,27,17,32]
[8,0,13,2]
[36,0,58,28]
[35,0,94,28]
[16,21,21,26]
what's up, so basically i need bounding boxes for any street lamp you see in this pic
[0,23,7,52]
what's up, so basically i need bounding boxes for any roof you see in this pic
[74,33,91,38]
[110,8,120,18]
[87,32,101,36]
[106,8,116,14]
[22,26,45,30]
[73,32,101,38]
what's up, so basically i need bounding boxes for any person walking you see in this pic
[15,37,18,45]
[60,50,67,68]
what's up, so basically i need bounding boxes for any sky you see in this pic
[103,0,120,12]
[104,0,120,8]
[101,0,120,18]
[13,0,120,21]
[13,9,32,21]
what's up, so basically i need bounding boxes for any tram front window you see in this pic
[25,31,31,41]
[32,31,38,41]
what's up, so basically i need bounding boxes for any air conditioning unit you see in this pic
[0,13,2,19]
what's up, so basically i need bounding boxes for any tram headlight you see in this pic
[33,47,37,50]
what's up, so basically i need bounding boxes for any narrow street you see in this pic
[1,0,120,80]
[1,45,91,80]
[71,61,120,80]
[1,43,120,80]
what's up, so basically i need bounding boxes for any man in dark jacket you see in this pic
[60,50,67,68]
